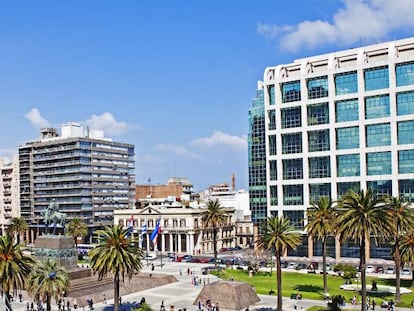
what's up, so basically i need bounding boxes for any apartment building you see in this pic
[0,156,19,234]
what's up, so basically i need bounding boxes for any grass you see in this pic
[212,269,414,308]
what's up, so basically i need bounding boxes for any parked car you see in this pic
[386,266,395,274]
[366,265,375,273]
[296,263,308,270]
[402,267,411,275]
[375,266,384,273]
[288,262,296,269]
[144,253,157,261]
[182,254,193,262]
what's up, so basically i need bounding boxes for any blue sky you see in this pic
[1,0,414,192]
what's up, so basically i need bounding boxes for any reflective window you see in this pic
[309,183,331,204]
[308,156,331,178]
[282,133,302,154]
[365,95,390,119]
[399,179,414,202]
[366,123,391,147]
[268,85,276,105]
[270,185,277,206]
[308,76,328,99]
[364,66,389,91]
[398,120,414,144]
[269,135,277,155]
[367,152,391,175]
[337,154,360,177]
[335,71,358,95]
[269,160,277,181]
[336,126,359,149]
[281,106,301,128]
[397,91,414,116]
[283,184,303,205]
[283,210,304,230]
[337,182,360,198]
[335,99,359,122]
[281,81,301,103]
[367,180,392,196]
[268,109,276,130]
[396,62,414,87]
[283,158,303,180]
[308,130,330,152]
[399,150,414,174]
[307,102,329,125]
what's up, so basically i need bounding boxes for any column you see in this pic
[169,233,173,252]
[146,234,150,253]
[161,233,165,253]
[308,235,314,258]
[178,233,182,253]
[189,234,194,255]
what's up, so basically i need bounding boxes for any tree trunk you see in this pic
[114,270,120,311]
[322,238,328,295]
[394,240,401,302]
[276,249,282,311]
[360,238,367,311]
[213,226,217,269]
[5,291,12,311]
[46,293,51,311]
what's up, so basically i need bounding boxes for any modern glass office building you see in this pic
[257,37,414,259]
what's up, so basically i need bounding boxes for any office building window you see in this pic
[308,129,330,152]
[367,151,391,175]
[398,120,414,144]
[281,80,301,103]
[337,182,360,198]
[367,180,392,196]
[337,154,360,177]
[283,184,303,205]
[269,135,277,156]
[364,66,389,91]
[396,62,414,87]
[282,133,302,154]
[396,91,414,116]
[269,160,277,181]
[270,185,277,206]
[268,85,276,105]
[309,183,331,204]
[399,179,414,202]
[309,156,331,178]
[399,150,414,174]
[268,109,276,131]
[281,106,302,128]
[307,102,329,125]
[365,95,390,119]
[283,210,304,230]
[283,158,303,180]
[335,71,358,95]
[366,123,391,147]
[307,76,328,99]
[336,126,359,149]
[335,99,359,122]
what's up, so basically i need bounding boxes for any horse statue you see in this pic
[42,199,67,234]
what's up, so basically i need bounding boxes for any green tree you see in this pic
[88,225,143,311]
[26,258,69,311]
[399,230,414,287]
[201,199,228,268]
[336,189,391,311]
[66,217,88,254]
[256,216,301,311]
[6,217,28,244]
[384,195,414,302]
[306,196,336,295]
[0,234,35,311]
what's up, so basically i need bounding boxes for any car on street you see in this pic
[386,266,395,274]
[144,253,157,261]
[366,265,375,273]
[375,266,384,273]
[402,267,411,275]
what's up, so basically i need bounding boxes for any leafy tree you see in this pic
[26,258,69,311]
[6,217,28,244]
[256,216,301,311]
[133,302,154,311]
[306,196,336,295]
[88,225,143,311]
[336,189,391,311]
[333,263,357,282]
[66,217,88,254]
[0,234,35,311]
[399,230,414,287]
[201,199,228,268]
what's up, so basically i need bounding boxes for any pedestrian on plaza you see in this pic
[160,300,165,311]
[119,297,122,305]
[187,267,190,275]
[27,302,30,311]
[19,293,23,302]
[372,299,376,311]
[151,263,155,271]
[179,267,182,276]
[103,294,106,304]
[67,300,70,311]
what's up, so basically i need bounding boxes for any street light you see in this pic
[32,272,57,309]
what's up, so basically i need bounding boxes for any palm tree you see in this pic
[306,196,336,296]
[0,234,35,311]
[256,216,301,311]
[399,230,414,287]
[66,217,88,254]
[336,189,391,311]
[384,195,414,302]
[6,217,28,244]
[88,225,143,311]
[201,199,228,268]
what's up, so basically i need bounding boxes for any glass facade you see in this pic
[281,80,301,103]
[364,66,389,91]
[283,184,303,205]
[268,85,276,105]
[335,71,358,95]
[307,76,328,99]
[396,62,414,87]
[365,95,390,119]
[308,156,331,178]
[399,179,414,202]
[367,180,392,196]
[335,99,359,122]
[366,123,391,147]
[396,91,414,116]
[282,133,302,154]
[281,106,301,128]
[269,160,277,181]
[270,185,277,206]
[308,130,330,152]
[309,183,331,204]
[336,126,359,149]
[399,150,414,174]
[367,152,392,175]
[268,109,276,130]
[283,158,303,180]
[337,182,360,197]
[269,135,277,156]
[307,102,329,125]
[337,154,360,177]
[398,121,414,145]
[283,210,304,231]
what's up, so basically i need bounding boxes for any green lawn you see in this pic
[213,269,414,308]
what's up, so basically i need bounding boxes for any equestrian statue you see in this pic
[42,199,67,234]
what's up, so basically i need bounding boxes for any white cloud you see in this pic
[84,112,128,136]
[258,0,414,52]
[24,108,50,128]
[0,148,17,163]
[191,130,247,151]
[155,143,202,160]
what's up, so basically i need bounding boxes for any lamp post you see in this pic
[0,286,13,311]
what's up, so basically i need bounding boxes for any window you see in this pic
[396,91,414,116]
[367,152,391,175]
[268,85,276,105]
[307,76,328,99]
[269,160,277,181]
[396,62,414,87]
[337,154,360,177]
[269,135,277,156]
[336,127,359,149]
[281,106,301,128]
[307,103,329,125]
[398,121,414,144]
[367,180,392,196]
[283,185,303,205]
[283,210,304,230]
[308,130,330,152]
[365,95,390,119]
[366,123,391,147]
[308,156,331,178]
[283,158,303,180]
[337,182,360,198]
[399,150,414,174]
[281,81,301,103]
[270,185,277,206]
[268,110,276,130]
[309,183,331,204]
[282,133,302,154]
[335,99,359,122]
[364,66,389,91]
[335,71,358,95]
[399,179,414,202]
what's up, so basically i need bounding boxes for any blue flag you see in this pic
[150,217,161,245]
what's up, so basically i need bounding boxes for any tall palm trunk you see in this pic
[394,241,401,302]
[360,238,367,311]
[114,270,120,311]
[5,291,12,311]
[46,293,51,311]
[213,226,218,268]
[276,249,282,311]
[322,238,328,295]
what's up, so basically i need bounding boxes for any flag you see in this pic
[126,215,134,238]
[150,217,161,245]
[139,220,147,249]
